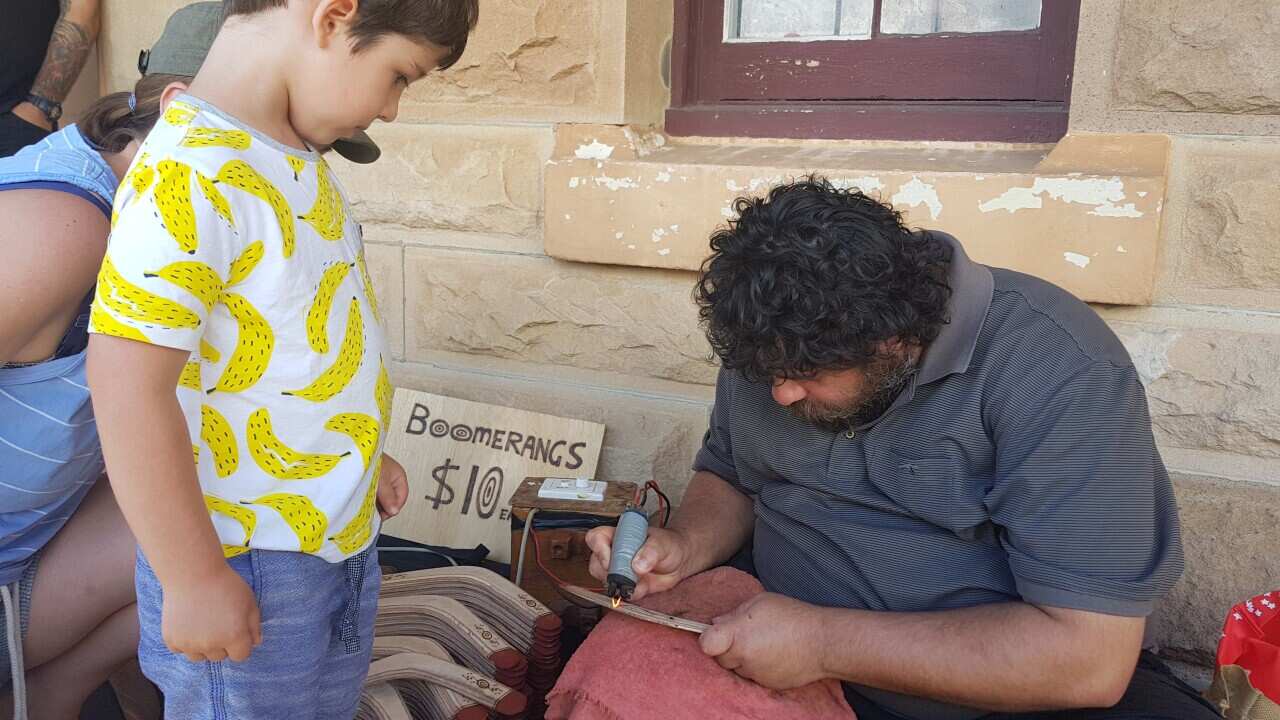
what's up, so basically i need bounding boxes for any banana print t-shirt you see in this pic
[89,95,390,563]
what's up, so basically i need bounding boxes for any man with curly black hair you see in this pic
[587,177,1217,720]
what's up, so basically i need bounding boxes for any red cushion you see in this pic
[546,567,856,720]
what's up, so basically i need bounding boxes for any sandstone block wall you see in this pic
[1072,0,1280,666]
[98,0,1278,667]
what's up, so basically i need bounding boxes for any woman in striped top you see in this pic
[0,6,209,716]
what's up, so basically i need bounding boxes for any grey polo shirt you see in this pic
[692,234,1183,720]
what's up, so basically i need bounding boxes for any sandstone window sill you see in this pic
[543,126,1170,305]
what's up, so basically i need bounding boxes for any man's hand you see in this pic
[162,564,261,663]
[699,592,828,690]
[376,453,409,520]
[585,525,694,601]
[10,102,54,132]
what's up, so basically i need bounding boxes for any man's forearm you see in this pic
[667,470,754,576]
[30,0,101,104]
[815,601,1143,712]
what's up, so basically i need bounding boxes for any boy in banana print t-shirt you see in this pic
[87,2,479,717]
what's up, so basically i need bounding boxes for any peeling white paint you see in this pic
[806,60,820,67]
[593,174,639,191]
[614,232,624,239]
[669,224,680,232]
[891,177,943,220]
[974,175,986,181]
[1137,191,1148,198]
[651,227,668,243]
[1117,245,1128,253]
[658,248,672,256]
[830,176,885,193]
[564,214,572,220]
[655,170,672,183]
[575,140,615,160]
[1117,328,1180,385]
[568,177,580,188]
[627,244,636,250]
[1090,203,1142,218]
[978,186,1041,213]
[729,176,785,194]
[978,177,1144,218]
[1063,252,1091,268]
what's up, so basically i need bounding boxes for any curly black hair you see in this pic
[695,176,953,382]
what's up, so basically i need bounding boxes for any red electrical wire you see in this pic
[529,524,604,593]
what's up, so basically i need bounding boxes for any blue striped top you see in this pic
[0,124,117,585]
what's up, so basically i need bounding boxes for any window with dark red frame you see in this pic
[666,1,1081,143]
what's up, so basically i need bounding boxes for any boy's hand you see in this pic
[162,564,261,663]
[377,453,409,520]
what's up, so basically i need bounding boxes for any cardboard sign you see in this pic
[381,389,605,562]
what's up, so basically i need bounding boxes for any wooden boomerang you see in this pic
[561,585,709,635]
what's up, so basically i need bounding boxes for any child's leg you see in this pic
[315,546,381,719]
[135,548,362,719]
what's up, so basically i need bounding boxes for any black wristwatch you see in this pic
[24,93,63,128]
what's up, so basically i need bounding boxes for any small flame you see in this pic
[611,596,622,609]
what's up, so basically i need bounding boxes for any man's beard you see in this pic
[788,354,919,433]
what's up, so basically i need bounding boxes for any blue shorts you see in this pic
[136,545,381,720]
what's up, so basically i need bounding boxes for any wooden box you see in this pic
[508,477,636,615]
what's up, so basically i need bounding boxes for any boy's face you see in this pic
[291,1,450,147]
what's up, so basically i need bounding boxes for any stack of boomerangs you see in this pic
[357,566,565,720]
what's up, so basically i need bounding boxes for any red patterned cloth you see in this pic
[546,567,856,720]
[1218,590,1280,702]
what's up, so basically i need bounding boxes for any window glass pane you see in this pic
[880,0,1041,35]
[727,0,874,42]
[839,0,876,38]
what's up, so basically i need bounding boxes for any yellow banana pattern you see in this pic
[89,302,149,343]
[201,404,239,478]
[329,455,380,555]
[246,408,350,480]
[122,152,156,201]
[103,107,391,562]
[214,160,296,258]
[144,260,224,312]
[205,494,256,551]
[286,155,306,181]
[200,338,221,363]
[153,160,199,254]
[356,250,381,323]
[299,161,345,241]
[283,298,363,402]
[196,171,235,228]
[324,412,381,471]
[245,493,328,554]
[179,361,202,390]
[162,100,198,126]
[305,262,352,354]
[181,127,252,151]
[227,241,264,286]
[209,293,274,393]
[97,256,201,329]
[375,359,393,434]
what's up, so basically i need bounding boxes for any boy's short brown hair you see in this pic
[223,0,479,68]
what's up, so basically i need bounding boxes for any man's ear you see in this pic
[158,81,190,110]
[311,0,360,49]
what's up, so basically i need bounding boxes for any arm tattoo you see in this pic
[30,0,96,104]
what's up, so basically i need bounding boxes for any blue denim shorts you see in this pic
[136,545,381,720]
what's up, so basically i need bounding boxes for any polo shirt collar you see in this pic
[915,231,994,386]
